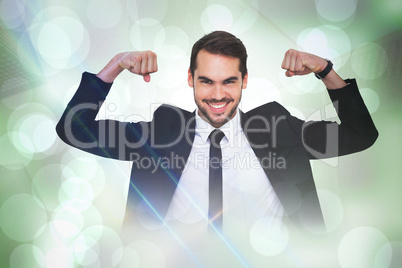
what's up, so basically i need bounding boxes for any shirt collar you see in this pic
[195,109,242,144]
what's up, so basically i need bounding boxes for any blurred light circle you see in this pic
[58,176,94,212]
[0,0,25,29]
[34,119,57,151]
[10,244,44,268]
[279,70,320,95]
[249,217,289,256]
[37,22,72,60]
[201,4,234,32]
[130,18,164,51]
[375,241,402,268]
[374,242,393,268]
[231,0,260,34]
[129,240,166,267]
[74,225,122,267]
[156,26,190,62]
[7,103,59,160]
[63,163,105,199]
[351,43,388,80]
[87,0,122,29]
[50,207,84,239]
[127,0,168,21]
[297,26,351,69]
[0,194,47,242]
[45,247,75,268]
[360,88,380,114]
[29,7,90,72]
[12,131,35,155]
[0,132,33,170]
[40,18,89,69]
[8,102,55,131]
[315,0,357,22]
[297,28,328,54]
[158,45,187,62]
[317,190,343,233]
[73,227,102,266]
[80,205,104,227]
[32,164,64,212]
[0,77,32,109]
[338,226,390,268]
[74,237,100,266]
[242,77,281,111]
[155,26,189,50]
[155,59,188,90]
[15,113,57,154]
[112,246,140,267]
[64,157,99,180]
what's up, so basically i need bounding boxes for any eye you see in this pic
[223,80,235,84]
[201,80,212,84]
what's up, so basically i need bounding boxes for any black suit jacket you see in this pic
[56,72,378,230]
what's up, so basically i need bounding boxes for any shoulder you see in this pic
[245,102,291,118]
[151,104,195,144]
[153,104,193,123]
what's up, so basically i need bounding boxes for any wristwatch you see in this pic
[315,60,333,79]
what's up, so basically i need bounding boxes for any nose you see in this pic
[211,84,225,100]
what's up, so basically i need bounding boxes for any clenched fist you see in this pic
[281,49,327,77]
[97,50,158,83]
[117,51,158,82]
[281,49,347,89]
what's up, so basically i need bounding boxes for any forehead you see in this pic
[195,49,241,75]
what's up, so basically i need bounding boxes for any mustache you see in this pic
[203,98,234,103]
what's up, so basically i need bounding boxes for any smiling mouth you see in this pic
[204,98,233,111]
[208,102,229,109]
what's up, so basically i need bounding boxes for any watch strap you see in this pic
[315,60,333,79]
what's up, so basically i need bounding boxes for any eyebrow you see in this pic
[197,76,239,83]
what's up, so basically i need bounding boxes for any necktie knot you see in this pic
[208,129,225,148]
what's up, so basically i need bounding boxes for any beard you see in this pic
[195,90,241,127]
[197,101,238,127]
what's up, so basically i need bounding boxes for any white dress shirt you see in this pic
[165,109,284,236]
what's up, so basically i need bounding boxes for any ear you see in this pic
[242,73,248,89]
[187,68,193,87]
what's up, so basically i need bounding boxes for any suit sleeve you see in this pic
[56,72,152,160]
[281,79,378,159]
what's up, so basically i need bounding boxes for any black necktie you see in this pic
[208,129,225,231]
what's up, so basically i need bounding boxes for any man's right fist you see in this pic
[117,51,158,82]
[97,50,158,83]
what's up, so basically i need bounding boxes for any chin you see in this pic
[207,110,236,127]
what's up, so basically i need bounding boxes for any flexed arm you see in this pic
[56,51,159,160]
[279,49,378,158]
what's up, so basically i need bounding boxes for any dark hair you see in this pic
[189,31,248,78]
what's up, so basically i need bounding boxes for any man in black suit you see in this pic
[56,31,378,235]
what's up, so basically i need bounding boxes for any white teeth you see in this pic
[209,103,226,109]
